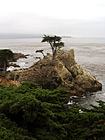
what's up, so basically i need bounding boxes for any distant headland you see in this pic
[0,34,73,39]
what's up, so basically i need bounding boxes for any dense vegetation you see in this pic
[0,81,105,140]
[0,49,14,74]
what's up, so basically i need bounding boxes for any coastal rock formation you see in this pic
[0,75,20,88]
[9,63,20,67]
[6,49,102,95]
[13,53,28,61]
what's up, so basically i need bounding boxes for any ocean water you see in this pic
[0,37,105,108]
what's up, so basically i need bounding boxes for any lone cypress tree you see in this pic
[0,49,14,74]
[42,35,64,60]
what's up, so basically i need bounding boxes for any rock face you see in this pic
[6,49,102,94]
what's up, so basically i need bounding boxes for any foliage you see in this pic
[0,49,14,73]
[36,50,45,57]
[0,82,105,139]
[42,35,64,60]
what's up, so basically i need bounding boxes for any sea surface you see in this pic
[0,37,105,108]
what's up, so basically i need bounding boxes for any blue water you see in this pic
[0,37,105,108]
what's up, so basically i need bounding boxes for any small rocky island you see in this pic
[3,49,102,95]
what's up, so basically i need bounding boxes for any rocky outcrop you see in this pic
[9,63,20,67]
[6,49,102,95]
[0,75,20,88]
[13,53,28,61]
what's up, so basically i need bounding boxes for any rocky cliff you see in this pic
[4,49,102,95]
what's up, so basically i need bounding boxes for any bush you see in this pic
[0,82,105,140]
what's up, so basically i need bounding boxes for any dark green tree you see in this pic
[42,35,64,60]
[1,82,105,140]
[0,49,14,74]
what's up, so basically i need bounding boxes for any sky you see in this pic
[0,0,105,37]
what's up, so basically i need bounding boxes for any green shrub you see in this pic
[0,81,105,140]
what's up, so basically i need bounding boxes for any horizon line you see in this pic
[0,33,105,39]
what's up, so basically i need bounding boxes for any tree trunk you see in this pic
[3,61,6,75]
[52,49,56,60]
[42,52,45,57]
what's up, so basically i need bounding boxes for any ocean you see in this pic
[0,37,105,108]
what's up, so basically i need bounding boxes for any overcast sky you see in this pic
[0,0,105,37]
